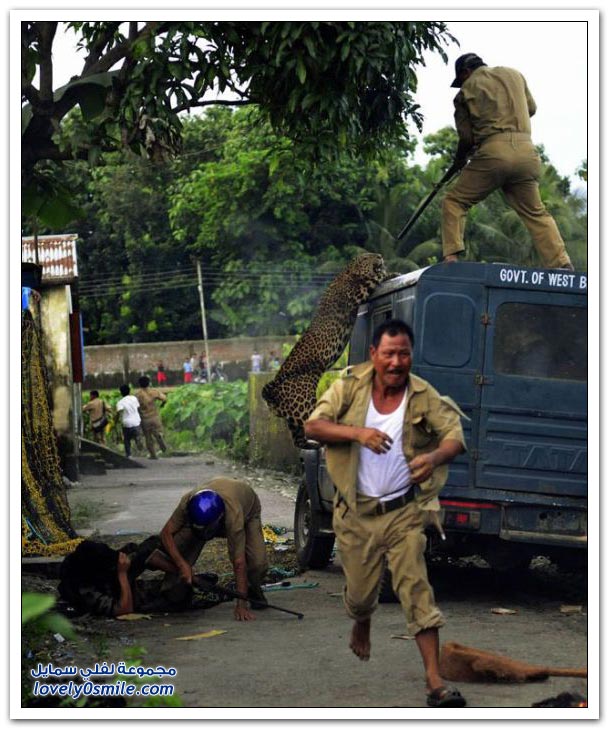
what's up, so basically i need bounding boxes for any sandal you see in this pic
[426,686,466,708]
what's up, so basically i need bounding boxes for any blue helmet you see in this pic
[187,489,225,528]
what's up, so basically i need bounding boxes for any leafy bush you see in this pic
[22,592,77,706]
[316,346,350,399]
[161,382,249,460]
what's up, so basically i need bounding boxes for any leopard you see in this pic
[261,252,391,448]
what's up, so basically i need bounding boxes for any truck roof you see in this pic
[369,261,587,301]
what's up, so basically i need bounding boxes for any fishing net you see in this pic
[21,309,80,556]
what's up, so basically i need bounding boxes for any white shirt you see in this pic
[251,353,262,372]
[116,395,141,428]
[357,389,412,502]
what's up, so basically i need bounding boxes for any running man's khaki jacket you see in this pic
[307,362,467,513]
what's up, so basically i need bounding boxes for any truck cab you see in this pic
[295,261,587,571]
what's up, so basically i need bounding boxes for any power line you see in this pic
[78,271,336,296]
[81,280,329,300]
[78,265,337,287]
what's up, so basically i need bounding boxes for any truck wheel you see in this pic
[294,482,335,569]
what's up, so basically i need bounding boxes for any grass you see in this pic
[69,500,105,530]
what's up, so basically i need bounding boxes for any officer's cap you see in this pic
[451,53,486,87]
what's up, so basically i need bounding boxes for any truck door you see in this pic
[478,289,587,497]
[413,278,487,491]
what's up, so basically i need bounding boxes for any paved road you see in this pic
[68,453,299,536]
[63,454,588,714]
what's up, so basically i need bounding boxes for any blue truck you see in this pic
[295,261,587,572]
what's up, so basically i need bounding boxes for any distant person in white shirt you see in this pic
[251,351,263,373]
[116,384,143,458]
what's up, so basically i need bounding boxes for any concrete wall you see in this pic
[84,335,296,389]
[248,373,301,472]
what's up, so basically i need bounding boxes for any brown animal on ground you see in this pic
[439,642,587,683]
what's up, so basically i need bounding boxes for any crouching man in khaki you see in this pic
[156,477,269,621]
[305,319,467,708]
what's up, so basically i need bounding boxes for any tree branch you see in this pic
[22,139,90,166]
[37,22,58,102]
[83,21,171,77]
[175,98,252,113]
[21,82,40,106]
[82,22,122,73]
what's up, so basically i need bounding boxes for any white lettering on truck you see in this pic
[498,268,586,290]
[499,268,528,284]
[547,272,576,287]
[531,271,545,284]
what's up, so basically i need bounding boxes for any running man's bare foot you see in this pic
[442,255,459,263]
[350,618,371,661]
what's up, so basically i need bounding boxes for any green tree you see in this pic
[168,108,400,335]
[49,113,586,345]
[22,21,455,226]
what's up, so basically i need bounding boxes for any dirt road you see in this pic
[48,454,588,711]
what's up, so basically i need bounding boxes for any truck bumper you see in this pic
[440,500,587,550]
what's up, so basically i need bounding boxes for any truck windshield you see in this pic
[493,303,587,381]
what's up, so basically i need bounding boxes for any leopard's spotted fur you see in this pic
[262,253,389,448]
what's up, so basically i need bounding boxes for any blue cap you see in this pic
[187,489,225,528]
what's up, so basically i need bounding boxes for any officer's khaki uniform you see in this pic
[442,65,572,269]
[83,397,110,442]
[154,477,268,604]
[135,386,167,457]
[307,362,466,635]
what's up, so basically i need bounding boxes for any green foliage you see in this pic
[161,382,249,460]
[22,21,455,224]
[22,592,76,640]
[21,602,183,708]
[38,112,587,347]
[577,159,587,182]
[316,346,350,398]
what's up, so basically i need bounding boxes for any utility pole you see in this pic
[196,259,212,382]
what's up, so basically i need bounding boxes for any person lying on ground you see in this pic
[57,538,195,617]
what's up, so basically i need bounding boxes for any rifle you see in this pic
[396,161,464,242]
[192,575,304,620]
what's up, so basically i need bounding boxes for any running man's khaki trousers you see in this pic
[333,494,445,635]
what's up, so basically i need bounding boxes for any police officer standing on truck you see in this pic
[441,53,574,271]
[304,319,468,708]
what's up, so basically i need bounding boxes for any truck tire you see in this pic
[294,482,335,569]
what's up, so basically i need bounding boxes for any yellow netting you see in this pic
[22,309,81,557]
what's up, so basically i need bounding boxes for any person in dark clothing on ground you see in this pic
[58,539,178,617]
[59,477,268,619]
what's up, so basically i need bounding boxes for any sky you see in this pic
[45,16,590,188]
[410,20,589,186]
